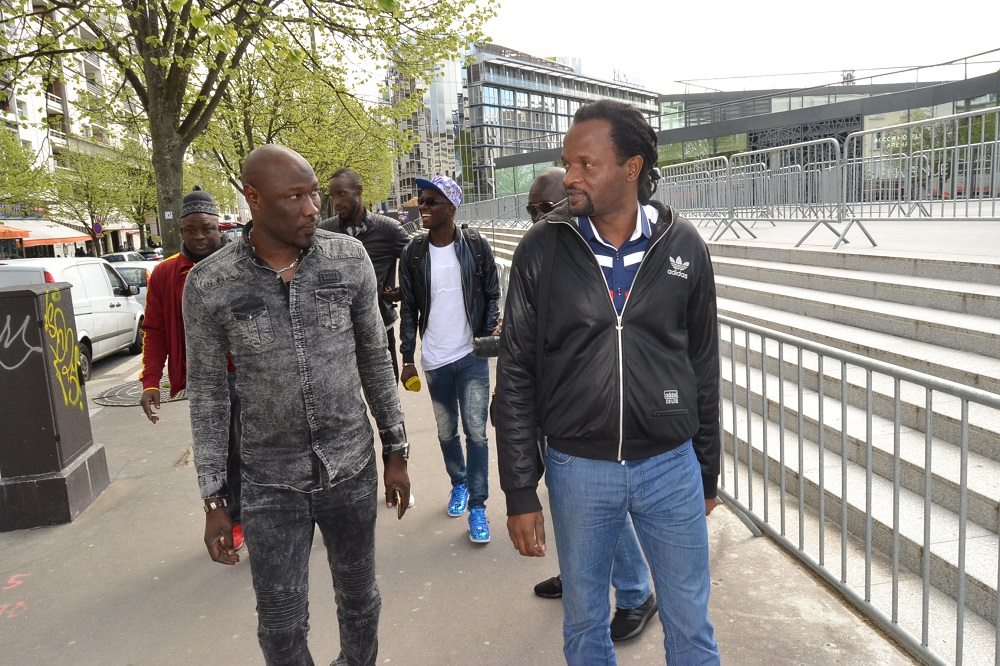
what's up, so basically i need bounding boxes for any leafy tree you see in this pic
[48,147,125,256]
[195,49,397,215]
[184,154,238,214]
[116,138,158,249]
[0,128,50,207]
[0,0,496,254]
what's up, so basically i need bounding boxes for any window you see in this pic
[483,86,498,105]
[557,98,568,115]
[530,94,542,110]
[516,91,528,108]
[500,88,513,107]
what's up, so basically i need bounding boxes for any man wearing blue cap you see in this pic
[399,174,501,544]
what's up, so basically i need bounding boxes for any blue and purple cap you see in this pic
[415,174,462,208]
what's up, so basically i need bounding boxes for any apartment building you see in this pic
[388,42,660,208]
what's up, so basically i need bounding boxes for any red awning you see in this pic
[0,225,30,239]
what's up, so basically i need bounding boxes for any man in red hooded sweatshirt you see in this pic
[139,186,244,550]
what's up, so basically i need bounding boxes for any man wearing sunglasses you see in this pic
[399,174,501,545]
[524,167,658,643]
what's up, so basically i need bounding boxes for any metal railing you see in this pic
[653,156,734,229]
[717,314,1000,666]
[461,104,1000,251]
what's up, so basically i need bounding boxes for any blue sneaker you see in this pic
[469,507,490,543]
[447,484,469,517]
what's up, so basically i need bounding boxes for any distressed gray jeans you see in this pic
[241,453,380,666]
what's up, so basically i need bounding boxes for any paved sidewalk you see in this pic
[0,355,917,665]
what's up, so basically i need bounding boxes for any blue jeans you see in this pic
[610,518,651,609]
[241,454,380,666]
[424,353,490,509]
[546,441,719,666]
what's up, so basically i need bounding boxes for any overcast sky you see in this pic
[482,0,1000,94]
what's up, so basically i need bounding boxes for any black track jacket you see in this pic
[494,201,721,516]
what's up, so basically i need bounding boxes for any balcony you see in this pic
[86,79,102,95]
[45,92,63,113]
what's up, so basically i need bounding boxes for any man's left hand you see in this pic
[705,497,717,516]
[204,507,239,565]
[382,286,401,303]
[383,454,410,519]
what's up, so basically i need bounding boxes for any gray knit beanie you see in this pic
[181,185,220,218]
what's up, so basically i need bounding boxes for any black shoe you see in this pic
[533,574,563,598]
[610,594,657,642]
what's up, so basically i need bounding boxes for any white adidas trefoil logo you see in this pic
[668,255,689,279]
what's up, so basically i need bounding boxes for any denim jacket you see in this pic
[183,225,407,497]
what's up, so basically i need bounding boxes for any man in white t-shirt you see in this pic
[399,174,501,544]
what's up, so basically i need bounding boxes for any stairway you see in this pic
[710,242,1000,664]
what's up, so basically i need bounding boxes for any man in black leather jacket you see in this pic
[399,174,501,545]
[494,101,721,664]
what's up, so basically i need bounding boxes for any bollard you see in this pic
[0,283,110,531]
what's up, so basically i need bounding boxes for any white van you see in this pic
[0,258,145,382]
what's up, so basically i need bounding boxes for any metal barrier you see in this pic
[653,156,736,231]
[727,138,871,248]
[458,105,1000,250]
[456,193,532,229]
[842,107,1000,226]
[718,314,1000,666]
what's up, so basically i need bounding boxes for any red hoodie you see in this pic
[139,247,234,397]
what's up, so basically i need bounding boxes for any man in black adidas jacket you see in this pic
[495,100,721,664]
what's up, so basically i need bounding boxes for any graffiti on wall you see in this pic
[44,290,84,412]
[0,314,42,371]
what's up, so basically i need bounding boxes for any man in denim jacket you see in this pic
[184,144,410,666]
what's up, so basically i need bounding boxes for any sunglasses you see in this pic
[526,201,558,217]
[418,197,449,207]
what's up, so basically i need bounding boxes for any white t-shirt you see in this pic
[421,242,474,371]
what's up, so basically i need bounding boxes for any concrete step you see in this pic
[721,355,1000,535]
[712,256,1000,318]
[722,397,999,626]
[720,328,1000,460]
[716,276,1000,358]
[718,299,1000,395]
[709,243,1000,287]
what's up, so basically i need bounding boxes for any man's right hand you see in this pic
[400,363,418,385]
[140,388,161,423]
[507,511,546,557]
[204,506,240,565]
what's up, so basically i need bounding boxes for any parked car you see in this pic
[103,251,147,263]
[0,257,145,383]
[113,260,160,306]
[138,248,164,261]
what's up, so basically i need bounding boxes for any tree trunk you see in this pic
[149,120,186,257]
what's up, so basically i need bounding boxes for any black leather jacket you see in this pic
[494,202,721,516]
[398,225,501,365]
